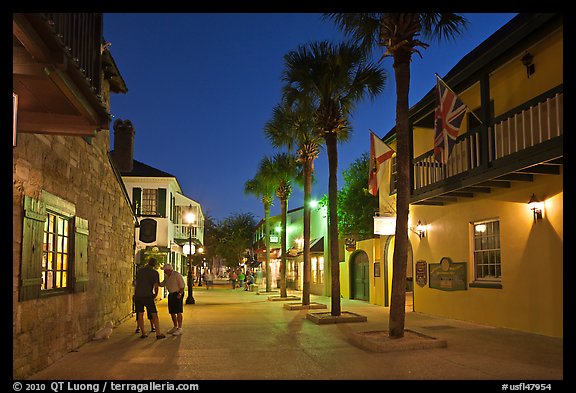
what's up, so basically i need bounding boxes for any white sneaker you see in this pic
[172,328,183,336]
[166,327,178,334]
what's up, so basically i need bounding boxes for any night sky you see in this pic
[104,12,517,222]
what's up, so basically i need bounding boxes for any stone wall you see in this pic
[12,125,136,379]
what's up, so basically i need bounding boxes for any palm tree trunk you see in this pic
[302,159,313,305]
[265,204,272,292]
[389,50,411,338]
[326,133,341,316]
[280,198,288,298]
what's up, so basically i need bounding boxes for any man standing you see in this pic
[160,264,186,336]
[134,258,166,339]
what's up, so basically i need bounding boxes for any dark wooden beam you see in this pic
[13,15,52,63]
[18,111,99,137]
[461,186,491,193]
[477,180,511,188]
[427,196,458,203]
[518,165,561,175]
[444,191,475,198]
[496,173,534,182]
[413,200,445,206]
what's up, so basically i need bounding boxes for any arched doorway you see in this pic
[350,250,369,301]
[383,236,414,310]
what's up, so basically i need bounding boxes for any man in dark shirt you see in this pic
[134,258,166,339]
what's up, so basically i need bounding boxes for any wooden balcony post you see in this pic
[479,74,491,167]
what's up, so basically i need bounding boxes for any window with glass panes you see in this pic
[312,256,324,284]
[42,211,70,290]
[473,219,501,281]
[141,188,158,215]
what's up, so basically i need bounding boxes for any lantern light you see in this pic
[528,194,543,221]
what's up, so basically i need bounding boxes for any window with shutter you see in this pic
[157,188,166,217]
[20,196,46,301]
[74,217,89,292]
[132,187,141,215]
[19,192,86,300]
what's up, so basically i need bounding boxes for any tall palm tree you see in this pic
[325,12,467,337]
[282,40,386,316]
[244,169,276,292]
[259,152,301,298]
[264,102,321,305]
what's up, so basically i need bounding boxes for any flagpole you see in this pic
[435,73,483,125]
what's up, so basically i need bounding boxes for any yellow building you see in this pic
[373,13,563,337]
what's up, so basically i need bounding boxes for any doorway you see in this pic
[351,250,369,301]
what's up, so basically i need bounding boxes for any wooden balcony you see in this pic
[13,13,109,138]
[412,85,563,205]
[173,224,200,242]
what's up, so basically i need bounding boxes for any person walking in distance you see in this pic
[134,258,166,339]
[160,264,186,336]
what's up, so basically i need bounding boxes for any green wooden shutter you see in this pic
[74,217,89,293]
[132,187,141,215]
[20,196,46,301]
[157,188,166,217]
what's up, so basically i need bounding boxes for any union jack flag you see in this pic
[433,75,467,164]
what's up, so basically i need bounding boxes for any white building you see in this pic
[111,120,204,291]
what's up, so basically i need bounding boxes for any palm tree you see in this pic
[325,12,467,337]
[282,40,386,316]
[244,169,276,292]
[264,102,321,305]
[259,153,301,298]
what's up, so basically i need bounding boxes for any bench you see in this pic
[248,284,259,292]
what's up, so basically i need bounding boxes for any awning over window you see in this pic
[286,237,324,258]
[310,237,324,253]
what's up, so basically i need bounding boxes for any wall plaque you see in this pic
[415,260,427,287]
[374,262,381,278]
[428,257,467,291]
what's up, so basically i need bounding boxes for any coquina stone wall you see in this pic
[12,125,136,379]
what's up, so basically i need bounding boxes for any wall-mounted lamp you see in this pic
[410,220,427,238]
[521,52,535,78]
[528,193,543,221]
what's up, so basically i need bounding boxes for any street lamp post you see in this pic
[197,247,204,286]
[185,205,195,304]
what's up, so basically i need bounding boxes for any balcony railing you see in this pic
[173,224,201,242]
[413,87,563,191]
[490,91,563,161]
[41,13,102,97]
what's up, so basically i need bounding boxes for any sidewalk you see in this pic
[26,284,564,382]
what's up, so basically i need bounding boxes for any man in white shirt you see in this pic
[160,264,186,336]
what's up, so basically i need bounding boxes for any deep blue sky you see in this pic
[104,12,517,223]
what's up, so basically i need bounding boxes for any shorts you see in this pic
[168,292,184,314]
[135,295,157,314]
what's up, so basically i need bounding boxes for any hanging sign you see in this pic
[374,215,396,235]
